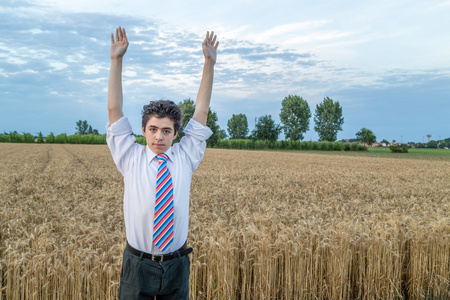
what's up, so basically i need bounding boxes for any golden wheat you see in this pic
[0,144,448,299]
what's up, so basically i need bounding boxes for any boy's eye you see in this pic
[164,130,171,134]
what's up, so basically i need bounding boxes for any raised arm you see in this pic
[192,31,219,126]
[108,26,129,125]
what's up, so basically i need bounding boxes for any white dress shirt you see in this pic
[106,116,212,254]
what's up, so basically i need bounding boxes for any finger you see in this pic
[122,27,127,41]
[211,34,217,45]
[111,33,114,44]
[210,31,214,42]
[214,41,219,50]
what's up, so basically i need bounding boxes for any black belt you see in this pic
[126,241,192,262]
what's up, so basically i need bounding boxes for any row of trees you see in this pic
[3,102,447,149]
[225,95,344,142]
[0,120,102,144]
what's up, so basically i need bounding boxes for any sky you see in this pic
[1,0,449,143]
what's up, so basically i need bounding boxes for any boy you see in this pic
[106,26,218,299]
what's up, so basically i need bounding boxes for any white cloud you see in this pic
[21,28,51,34]
[83,65,101,74]
[0,54,27,65]
[254,21,331,42]
[66,54,86,63]
[49,61,68,71]
[123,70,137,77]
[81,77,106,84]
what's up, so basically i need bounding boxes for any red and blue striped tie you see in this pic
[153,153,174,252]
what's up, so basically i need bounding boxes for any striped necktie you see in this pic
[153,153,174,252]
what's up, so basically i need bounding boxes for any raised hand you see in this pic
[110,26,129,59]
[202,31,219,64]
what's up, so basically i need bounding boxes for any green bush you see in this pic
[357,144,368,151]
[55,133,67,144]
[222,139,232,149]
[319,141,333,151]
[279,140,288,150]
[243,139,254,150]
[10,133,24,143]
[300,141,310,150]
[254,140,265,150]
[94,135,107,144]
[46,133,55,143]
[135,136,146,146]
[289,140,301,150]
[23,133,35,143]
[350,143,358,151]
[231,140,239,149]
[0,134,10,143]
[67,134,81,144]
[333,142,344,151]
[211,139,369,152]
[389,142,408,153]
[311,141,320,150]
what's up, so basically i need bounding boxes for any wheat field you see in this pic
[0,143,449,299]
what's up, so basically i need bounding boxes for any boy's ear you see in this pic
[142,127,145,135]
[172,131,178,141]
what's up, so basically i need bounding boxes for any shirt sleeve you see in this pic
[106,116,140,175]
[176,118,213,172]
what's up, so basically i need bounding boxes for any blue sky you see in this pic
[1,0,449,142]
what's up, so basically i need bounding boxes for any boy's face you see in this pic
[142,116,178,154]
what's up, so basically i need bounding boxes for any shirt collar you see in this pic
[145,145,174,164]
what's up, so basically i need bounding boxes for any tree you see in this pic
[174,99,196,143]
[279,95,311,141]
[355,128,376,146]
[217,129,228,140]
[75,120,99,135]
[314,97,344,142]
[46,132,55,143]
[380,139,389,144]
[37,132,44,143]
[206,109,220,147]
[427,140,437,148]
[227,113,249,139]
[175,98,222,147]
[251,115,281,141]
[75,120,89,135]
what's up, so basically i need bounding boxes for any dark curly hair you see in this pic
[142,100,182,133]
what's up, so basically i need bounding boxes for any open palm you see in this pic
[111,26,129,59]
[202,31,219,64]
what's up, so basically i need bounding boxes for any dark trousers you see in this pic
[118,247,191,300]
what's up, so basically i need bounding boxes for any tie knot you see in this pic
[156,153,168,164]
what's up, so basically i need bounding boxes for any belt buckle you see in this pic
[151,254,163,262]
